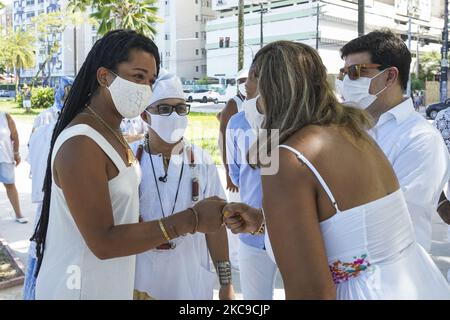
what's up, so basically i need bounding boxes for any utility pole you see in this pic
[316,1,319,49]
[407,13,412,97]
[416,26,420,79]
[238,0,244,72]
[441,0,449,103]
[358,0,364,36]
[260,3,264,48]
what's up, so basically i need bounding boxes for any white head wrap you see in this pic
[148,68,185,106]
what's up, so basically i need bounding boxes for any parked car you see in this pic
[186,89,221,104]
[0,90,14,98]
[183,89,192,101]
[426,98,450,119]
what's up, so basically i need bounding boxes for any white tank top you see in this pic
[35,124,141,300]
[0,113,14,164]
[232,95,244,112]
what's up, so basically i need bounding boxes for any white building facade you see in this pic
[154,0,216,83]
[12,0,95,86]
[206,0,444,81]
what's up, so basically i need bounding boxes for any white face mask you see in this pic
[146,111,188,144]
[243,96,264,132]
[107,71,153,118]
[341,70,387,109]
[334,79,344,102]
[238,83,247,97]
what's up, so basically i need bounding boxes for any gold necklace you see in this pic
[86,105,136,166]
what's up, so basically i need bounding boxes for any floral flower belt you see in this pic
[329,253,371,284]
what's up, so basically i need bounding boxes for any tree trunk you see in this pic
[238,0,244,72]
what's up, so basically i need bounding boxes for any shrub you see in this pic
[30,87,54,109]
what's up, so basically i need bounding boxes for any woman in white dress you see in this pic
[222,41,450,299]
[31,30,226,300]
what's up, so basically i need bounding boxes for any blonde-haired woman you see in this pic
[223,41,450,299]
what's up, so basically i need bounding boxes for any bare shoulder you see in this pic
[281,125,329,162]
[53,131,107,182]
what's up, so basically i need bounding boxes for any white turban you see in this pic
[236,68,249,81]
[149,68,185,106]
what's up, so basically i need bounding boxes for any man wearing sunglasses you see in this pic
[132,69,235,300]
[338,30,450,253]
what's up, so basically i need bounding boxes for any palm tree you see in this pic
[0,28,36,100]
[0,2,5,10]
[68,0,163,39]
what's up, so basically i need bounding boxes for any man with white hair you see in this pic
[132,69,235,300]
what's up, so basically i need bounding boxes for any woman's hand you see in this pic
[14,153,21,166]
[222,203,264,234]
[226,175,239,193]
[219,283,235,300]
[193,196,227,234]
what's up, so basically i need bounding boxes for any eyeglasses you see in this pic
[147,103,190,116]
[338,63,384,81]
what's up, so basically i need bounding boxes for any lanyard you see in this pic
[147,141,184,218]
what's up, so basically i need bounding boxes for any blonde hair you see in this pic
[251,41,373,161]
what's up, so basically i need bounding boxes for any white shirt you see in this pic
[0,113,14,164]
[28,121,55,203]
[371,98,450,251]
[33,106,59,130]
[132,142,226,299]
[120,117,146,136]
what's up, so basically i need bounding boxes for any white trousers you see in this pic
[226,190,241,270]
[238,241,277,300]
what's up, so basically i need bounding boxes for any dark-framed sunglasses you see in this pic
[338,63,385,81]
[147,103,190,116]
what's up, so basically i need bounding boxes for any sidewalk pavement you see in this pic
[0,118,448,300]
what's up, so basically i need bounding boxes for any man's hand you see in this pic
[222,203,264,234]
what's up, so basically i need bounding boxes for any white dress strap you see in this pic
[52,124,127,172]
[279,144,339,212]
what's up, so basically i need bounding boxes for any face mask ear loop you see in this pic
[371,68,389,97]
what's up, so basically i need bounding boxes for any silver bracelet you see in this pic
[215,261,232,286]
[437,199,449,211]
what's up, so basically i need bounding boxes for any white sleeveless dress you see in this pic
[35,124,141,300]
[265,145,450,300]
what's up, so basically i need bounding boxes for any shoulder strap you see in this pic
[52,124,127,172]
[279,144,339,212]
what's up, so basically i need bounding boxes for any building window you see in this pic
[195,32,198,38]
[26,12,35,22]
[202,65,207,74]
[225,37,230,48]
[196,49,199,55]
[195,15,198,21]
[196,66,199,72]
[195,0,198,3]
[38,0,44,3]
[165,34,170,40]
[26,0,35,5]
[166,51,170,57]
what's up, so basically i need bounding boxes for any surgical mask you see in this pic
[238,83,247,97]
[341,70,387,109]
[243,96,264,132]
[146,111,188,144]
[334,79,344,102]
[107,71,153,118]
